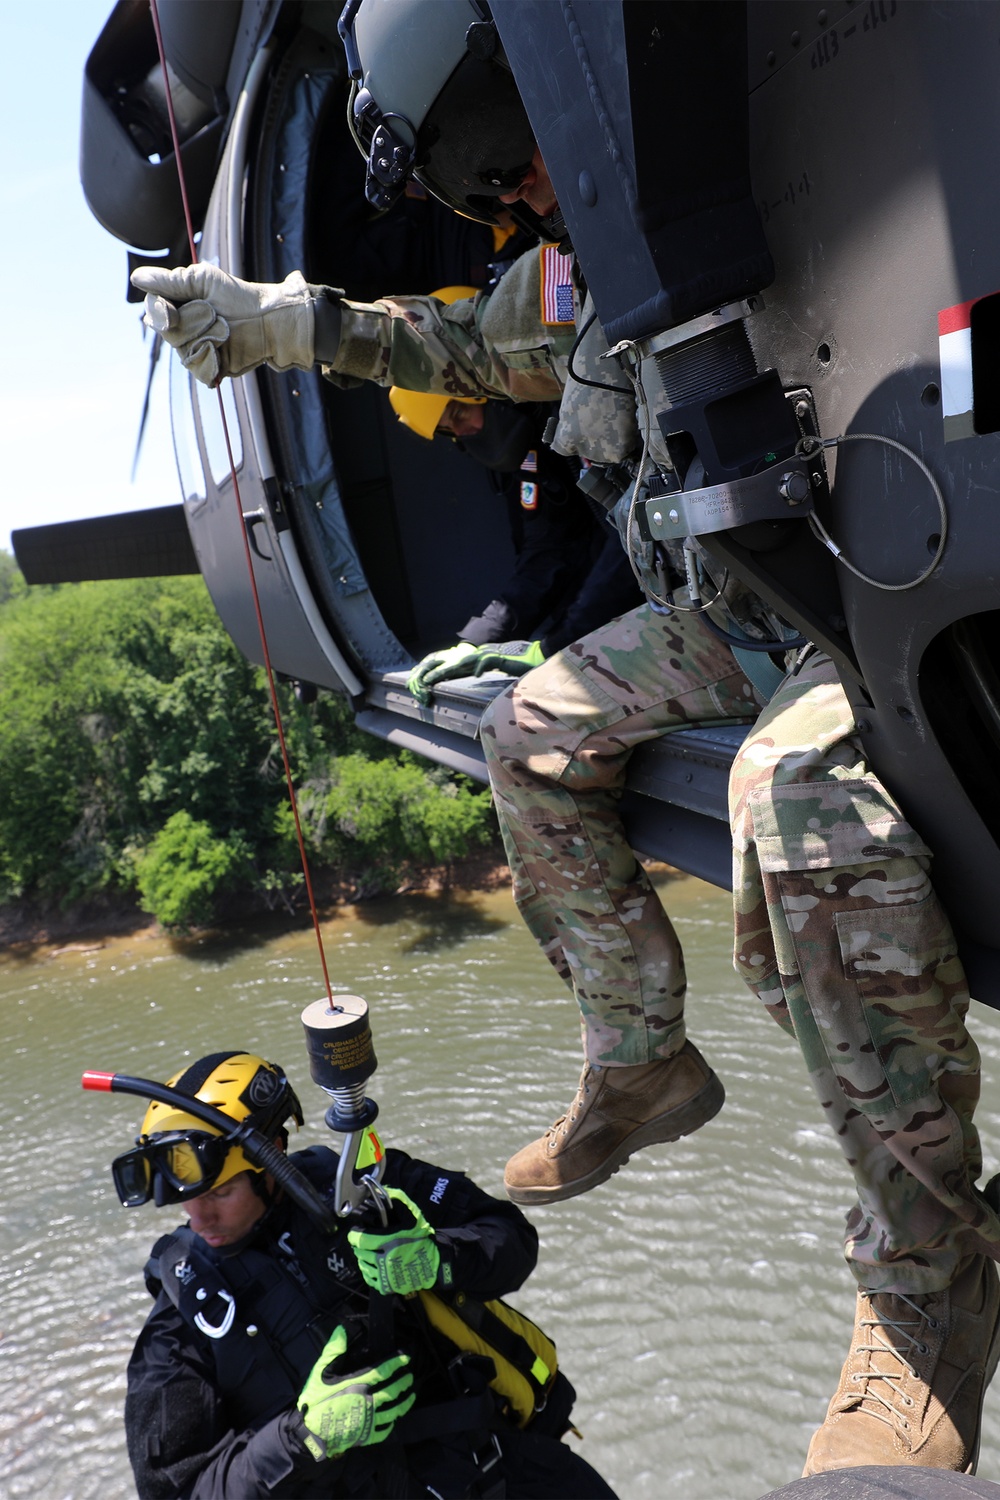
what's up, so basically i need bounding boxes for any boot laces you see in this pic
[849,1289,941,1431]
[548,1065,600,1142]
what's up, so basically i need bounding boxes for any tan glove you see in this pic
[130,263,320,386]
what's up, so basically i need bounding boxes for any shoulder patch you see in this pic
[539,245,576,327]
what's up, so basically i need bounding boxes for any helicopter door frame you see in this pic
[176,42,363,698]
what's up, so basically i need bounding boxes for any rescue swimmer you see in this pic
[113,1049,617,1499]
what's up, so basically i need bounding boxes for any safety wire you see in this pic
[797,432,948,591]
[148,0,335,1007]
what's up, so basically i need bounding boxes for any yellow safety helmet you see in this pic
[113,1052,303,1207]
[389,285,486,440]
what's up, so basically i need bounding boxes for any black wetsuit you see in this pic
[125,1145,617,1499]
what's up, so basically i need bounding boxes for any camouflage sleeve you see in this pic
[320,248,573,403]
[549,290,640,464]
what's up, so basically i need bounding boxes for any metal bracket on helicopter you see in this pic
[639,453,815,544]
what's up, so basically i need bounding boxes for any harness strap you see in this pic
[448,1297,552,1398]
[395,1392,507,1500]
[149,1227,309,1410]
[393,1389,498,1444]
[366,1282,397,1363]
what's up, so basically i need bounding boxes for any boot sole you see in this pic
[504,1068,725,1205]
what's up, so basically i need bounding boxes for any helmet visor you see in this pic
[414,52,536,224]
[112,1131,231,1207]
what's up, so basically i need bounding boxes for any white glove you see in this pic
[130,263,319,386]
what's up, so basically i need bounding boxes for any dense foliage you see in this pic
[0,565,496,929]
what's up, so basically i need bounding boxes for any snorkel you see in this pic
[83,1065,342,1234]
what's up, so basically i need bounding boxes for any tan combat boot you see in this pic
[803,1253,1000,1475]
[502,1042,724,1205]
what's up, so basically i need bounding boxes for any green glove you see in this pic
[407,641,483,704]
[472,639,545,677]
[297,1324,415,1462]
[348,1186,448,1296]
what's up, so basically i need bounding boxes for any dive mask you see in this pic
[112,1129,232,1207]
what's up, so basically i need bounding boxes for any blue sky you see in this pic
[0,1,178,557]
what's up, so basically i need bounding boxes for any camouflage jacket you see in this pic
[321,246,639,465]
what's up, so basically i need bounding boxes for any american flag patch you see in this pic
[521,448,538,473]
[540,245,575,326]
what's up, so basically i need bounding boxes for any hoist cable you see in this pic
[148,0,335,1005]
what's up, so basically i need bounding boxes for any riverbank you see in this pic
[0,847,513,952]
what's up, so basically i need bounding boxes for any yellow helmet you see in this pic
[389,285,486,440]
[113,1052,303,1207]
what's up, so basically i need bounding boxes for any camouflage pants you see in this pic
[481,604,1000,1291]
[480,604,762,1066]
[731,649,1000,1292]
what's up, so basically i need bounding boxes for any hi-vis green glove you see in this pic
[406,642,483,704]
[472,639,545,677]
[348,1186,449,1296]
[297,1324,415,1462]
[130,263,322,387]
[407,640,546,704]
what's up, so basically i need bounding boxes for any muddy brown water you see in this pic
[4,872,1000,1499]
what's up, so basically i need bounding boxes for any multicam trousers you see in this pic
[480,603,1000,1292]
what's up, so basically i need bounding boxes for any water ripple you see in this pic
[4,878,1000,1497]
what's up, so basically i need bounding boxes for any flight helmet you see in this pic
[111,1051,303,1207]
[340,0,537,223]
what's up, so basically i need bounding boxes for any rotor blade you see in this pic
[131,332,164,483]
[12,506,199,584]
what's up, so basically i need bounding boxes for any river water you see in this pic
[5,871,1000,1500]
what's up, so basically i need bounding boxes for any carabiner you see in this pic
[194,1288,236,1339]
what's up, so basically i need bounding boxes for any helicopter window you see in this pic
[970,292,1000,435]
[168,350,206,514]
[298,73,520,654]
[919,611,1000,848]
[194,373,243,488]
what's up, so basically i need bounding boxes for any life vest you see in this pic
[418,1289,559,1429]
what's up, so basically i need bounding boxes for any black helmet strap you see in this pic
[173,1051,240,1098]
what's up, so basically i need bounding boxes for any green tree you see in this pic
[133,811,251,930]
[320,752,494,893]
[0,574,498,923]
[0,551,26,608]
[0,577,273,900]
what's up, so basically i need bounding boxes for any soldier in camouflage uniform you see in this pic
[132,0,1000,1473]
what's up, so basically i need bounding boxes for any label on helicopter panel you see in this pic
[939,299,976,443]
[642,461,814,541]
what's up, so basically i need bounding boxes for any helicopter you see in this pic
[13,0,1000,1013]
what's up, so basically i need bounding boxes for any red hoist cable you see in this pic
[148,0,335,1006]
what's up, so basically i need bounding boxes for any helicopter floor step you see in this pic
[364,677,748,890]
